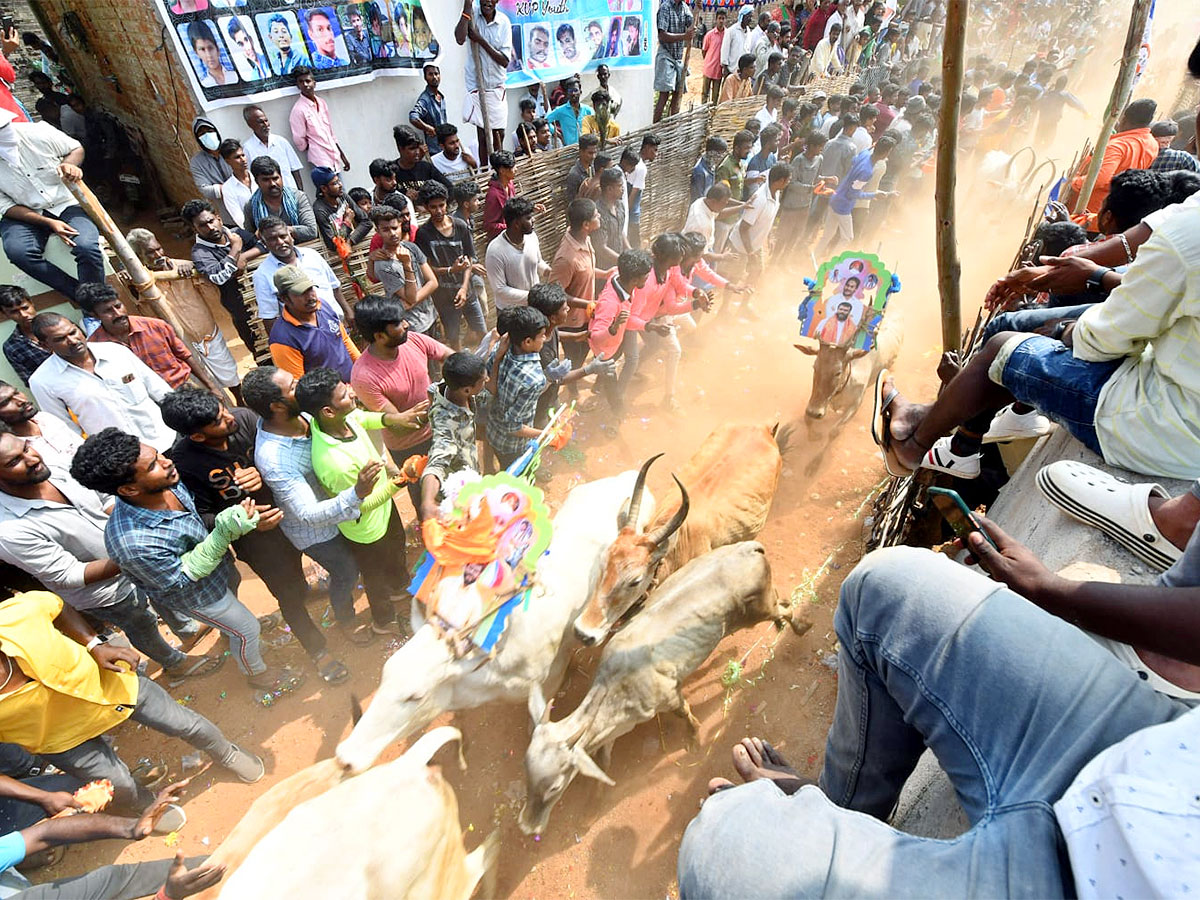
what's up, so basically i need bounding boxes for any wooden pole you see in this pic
[934,0,967,354]
[471,43,493,159]
[63,179,189,341]
[1072,0,1153,216]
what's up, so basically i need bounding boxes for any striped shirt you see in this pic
[1072,199,1200,479]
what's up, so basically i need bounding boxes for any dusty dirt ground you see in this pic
[36,5,1176,892]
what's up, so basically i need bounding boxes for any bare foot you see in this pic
[1149,491,1200,552]
[882,377,932,472]
[731,737,813,795]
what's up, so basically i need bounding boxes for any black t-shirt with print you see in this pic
[167,406,275,520]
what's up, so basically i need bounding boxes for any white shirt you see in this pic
[1055,707,1200,900]
[29,342,174,451]
[242,132,303,177]
[851,127,874,153]
[720,24,749,70]
[1070,199,1200,479]
[484,230,548,309]
[431,151,472,181]
[0,121,81,218]
[26,412,81,469]
[252,245,343,322]
[729,183,781,254]
[754,106,778,130]
[683,197,718,251]
[464,4,513,93]
[220,173,253,228]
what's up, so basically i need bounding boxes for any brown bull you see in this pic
[571,422,782,645]
[778,313,901,473]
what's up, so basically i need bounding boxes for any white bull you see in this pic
[218,727,497,900]
[519,541,798,835]
[336,470,657,773]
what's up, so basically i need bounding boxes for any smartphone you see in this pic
[927,487,999,550]
[1,15,13,37]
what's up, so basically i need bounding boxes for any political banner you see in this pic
[496,0,654,88]
[156,0,444,110]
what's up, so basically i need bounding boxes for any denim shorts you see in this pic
[990,334,1121,454]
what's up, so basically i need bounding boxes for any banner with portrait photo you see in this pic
[496,0,653,88]
[157,0,444,110]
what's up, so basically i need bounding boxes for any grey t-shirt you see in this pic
[376,241,436,335]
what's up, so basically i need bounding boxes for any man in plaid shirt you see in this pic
[487,307,549,469]
[70,428,304,697]
[0,286,50,386]
[654,0,695,122]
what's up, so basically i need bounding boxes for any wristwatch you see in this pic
[1085,266,1114,296]
[85,634,108,651]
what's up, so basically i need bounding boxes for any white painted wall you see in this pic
[198,3,656,182]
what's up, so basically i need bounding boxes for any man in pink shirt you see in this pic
[588,248,653,419]
[702,10,727,104]
[633,234,712,413]
[349,295,447,508]
[288,67,349,172]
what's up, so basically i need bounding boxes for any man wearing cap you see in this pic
[268,264,359,381]
[720,6,754,80]
[311,167,371,253]
[251,216,352,332]
[0,108,104,304]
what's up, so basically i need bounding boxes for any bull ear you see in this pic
[572,745,616,786]
[793,342,819,356]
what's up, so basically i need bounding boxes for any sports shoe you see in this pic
[921,436,982,479]
[983,404,1052,443]
[222,745,266,783]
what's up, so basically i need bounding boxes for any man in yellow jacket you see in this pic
[0,592,264,816]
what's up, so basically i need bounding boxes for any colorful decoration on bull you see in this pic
[797,251,899,352]
[411,404,574,656]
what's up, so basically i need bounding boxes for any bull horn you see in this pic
[402,725,465,770]
[647,475,689,547]
[621,453,663,530]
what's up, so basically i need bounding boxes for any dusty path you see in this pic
[38,8,1170,888]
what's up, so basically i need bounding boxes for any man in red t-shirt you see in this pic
[349,295,447,510]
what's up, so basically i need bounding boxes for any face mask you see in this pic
[198,132,220,151]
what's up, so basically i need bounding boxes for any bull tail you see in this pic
[402,725,466,771]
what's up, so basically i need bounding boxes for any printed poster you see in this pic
[157,0,444,110]
[498,0,653,88]
[797,251,894,352]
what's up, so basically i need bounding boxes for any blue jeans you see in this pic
[678,547,1187,898]
[304,535,361,625]
[0,205,104,302]
[431,288,486,348]
[993,334,1122,454]
[186,588,264,676]
[980,302,1094,345]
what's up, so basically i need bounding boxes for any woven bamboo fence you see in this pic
[234,72,860,362]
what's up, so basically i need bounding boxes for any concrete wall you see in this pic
[33,1,657,209]
[196,3,656,184]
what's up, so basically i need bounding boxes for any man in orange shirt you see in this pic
[702,10,727,104]
[1071,99,1159,229]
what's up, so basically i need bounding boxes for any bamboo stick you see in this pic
[1071,0,1153,216]
[934,0,967,354]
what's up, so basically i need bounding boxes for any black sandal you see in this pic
[315,653,350,685]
